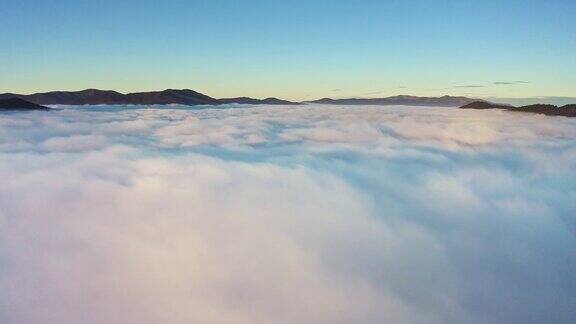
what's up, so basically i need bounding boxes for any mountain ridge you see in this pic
[0,89,297,106]
[5,90,571,111]
[1,89,484,107]
[306,95,479,107]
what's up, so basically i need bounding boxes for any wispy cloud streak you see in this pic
[493,81,531,85]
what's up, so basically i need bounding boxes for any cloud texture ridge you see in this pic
[1,104,575,324]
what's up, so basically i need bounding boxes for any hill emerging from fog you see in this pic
[461,101,576,117]
[0,98,50,110]
[0,89,296,106]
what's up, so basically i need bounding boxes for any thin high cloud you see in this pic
[494,81,531,85]
[454,85,485,88]
[452,81,530,89]
[0,105,575,324]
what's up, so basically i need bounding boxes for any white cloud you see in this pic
[0,104,575,324]
[41,135,109,152]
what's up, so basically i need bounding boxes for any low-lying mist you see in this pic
[1,104,575,324]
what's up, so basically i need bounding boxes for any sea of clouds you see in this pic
[0,104,575,324]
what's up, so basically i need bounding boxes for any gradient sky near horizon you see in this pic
[1,0,575,101]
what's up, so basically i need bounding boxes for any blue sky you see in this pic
[1,0,575,100]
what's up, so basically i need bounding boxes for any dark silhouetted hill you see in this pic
[511,104,576,117]
[460,101,576,117]
[460,101,513,109]
[123,89,220,105]
[0,98,50,110]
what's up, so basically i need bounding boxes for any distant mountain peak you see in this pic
[460,101,511,109]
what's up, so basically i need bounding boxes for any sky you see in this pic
[1,104,575,323]
[1,0,575,100]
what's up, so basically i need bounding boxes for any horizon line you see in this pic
[3,87,576,102]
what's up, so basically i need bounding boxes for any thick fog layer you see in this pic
[1,104,575,324]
